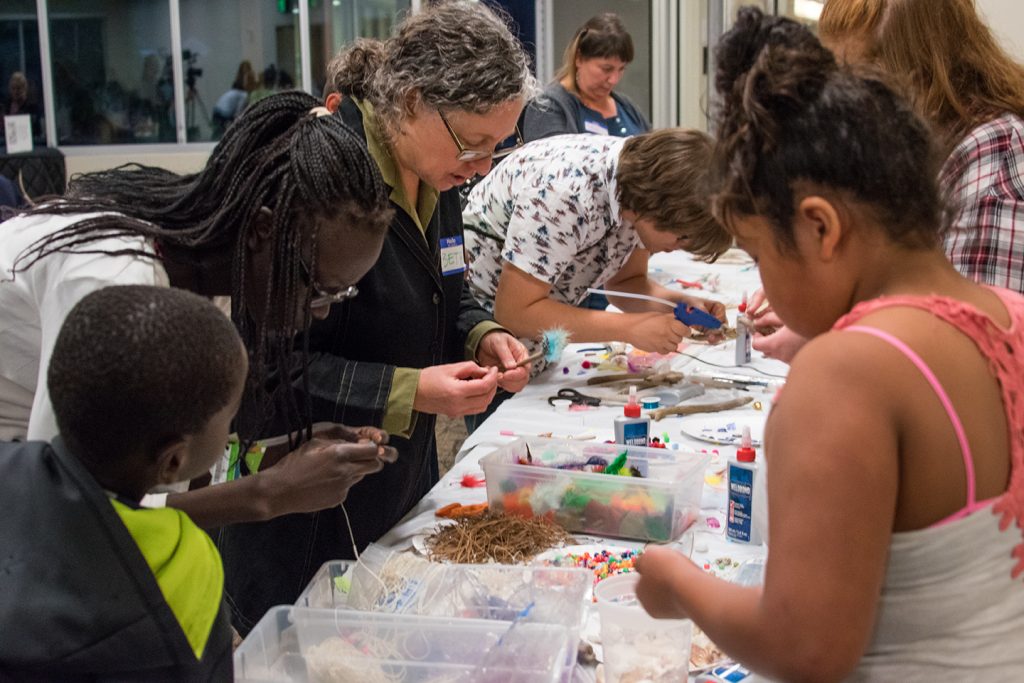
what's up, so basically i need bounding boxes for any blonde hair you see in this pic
[820,0,1024,146]
[556,13,634,94]
[617,129,731,262]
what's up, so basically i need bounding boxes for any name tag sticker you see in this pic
[584,119,609,135]
[439,235,467,275]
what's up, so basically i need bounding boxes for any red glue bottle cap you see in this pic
[736,425,756,462]
[623,385,641,418]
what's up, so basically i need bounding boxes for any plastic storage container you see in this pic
[235,606,573,683]
[594,573,693,683]
[294,560,353,609]
[296,552,591,679]
[481,438,710,542]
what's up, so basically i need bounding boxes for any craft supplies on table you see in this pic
[285,547,591,681]
[235,606,573,683]
[481,438,710,542]
[594,573,693,683]
[533,544,643,591]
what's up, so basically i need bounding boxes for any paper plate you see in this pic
[678,411,766,447]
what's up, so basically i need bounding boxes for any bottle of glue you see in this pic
[735,292,753,366]
[614,386,650,447]
[727,425,762,545]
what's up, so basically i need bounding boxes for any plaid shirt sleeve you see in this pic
[940,113,1024,294]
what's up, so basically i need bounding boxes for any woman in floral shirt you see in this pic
[463,130,731,358]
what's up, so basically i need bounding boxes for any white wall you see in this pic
[64,147,211,180]
[976,0,1024,62]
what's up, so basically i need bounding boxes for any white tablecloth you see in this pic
[375,250,785,681]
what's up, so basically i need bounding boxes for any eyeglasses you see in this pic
[438,109,524,163]
[298,256,359,307]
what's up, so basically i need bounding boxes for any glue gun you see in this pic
[674,304,723,329]
[589,287,723,330]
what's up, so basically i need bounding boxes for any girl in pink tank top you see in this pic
[633,7,1024,682]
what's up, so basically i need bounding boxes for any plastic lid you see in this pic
[736,425,756,462]
[624,403,641,418]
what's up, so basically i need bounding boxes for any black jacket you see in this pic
[0,439,232,681]
[219,97,493,633]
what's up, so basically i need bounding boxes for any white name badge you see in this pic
[584,119,609,135]
[440,235,467,275]
[4,115,33,154]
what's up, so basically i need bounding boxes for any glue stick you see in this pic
[727,426,762,545]
[614,386,650,447]
[735,294,753,366]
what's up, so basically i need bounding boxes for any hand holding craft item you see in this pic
[514,327,571,368]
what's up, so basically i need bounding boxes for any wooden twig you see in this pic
[649,395,753,421]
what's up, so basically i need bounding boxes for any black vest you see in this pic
[0,439,232,681]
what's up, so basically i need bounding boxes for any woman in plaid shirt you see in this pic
[820,0,1024,294]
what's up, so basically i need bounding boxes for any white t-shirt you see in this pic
[0,212,168,441]
[462,134,640,312]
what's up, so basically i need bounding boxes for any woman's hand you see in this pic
[261,436,396,515]
[414,362,499,417]
[476,330,530,392]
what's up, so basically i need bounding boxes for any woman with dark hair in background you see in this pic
[522,12,651,142]
[1,91,397,530]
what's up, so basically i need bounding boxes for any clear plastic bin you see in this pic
[294,560,353,609]
[235,606,572,683]
[481,438,710,542]
[296,553,591,678]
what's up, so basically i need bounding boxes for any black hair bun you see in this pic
[715,5,836,123]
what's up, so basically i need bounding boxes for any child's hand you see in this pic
[629,311,690,354]
[634,545,695,619]
[752,323,809,364]
[263,438,393,515]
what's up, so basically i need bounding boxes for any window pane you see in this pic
[317,0,410,98]
[1,1,46,146]
[47,0,175,145]
[179,0,303,142]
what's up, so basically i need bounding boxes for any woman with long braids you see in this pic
[219,0,535,631]
[0,91,398,528]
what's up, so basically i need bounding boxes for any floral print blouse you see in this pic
[463,134,639,313]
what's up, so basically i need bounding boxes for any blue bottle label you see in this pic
[621,421,649,447]
[727,463,754,542]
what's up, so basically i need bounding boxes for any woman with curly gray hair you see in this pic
[219,0,539,633]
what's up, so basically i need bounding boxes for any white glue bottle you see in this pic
[614,386,650,447]
[727,425,762,545]
[735,294,753,366]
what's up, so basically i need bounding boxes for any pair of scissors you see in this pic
[548,388,602,407]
